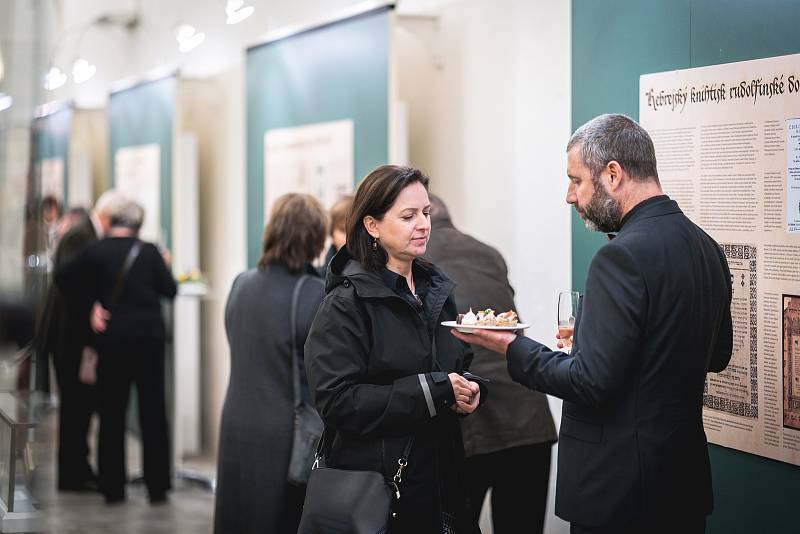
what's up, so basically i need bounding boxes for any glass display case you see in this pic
[0,392,44,533]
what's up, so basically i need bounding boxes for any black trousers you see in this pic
[570,515,706,534]
[464,442,552,534]
[97,339,171,500]
[53,349,96,488]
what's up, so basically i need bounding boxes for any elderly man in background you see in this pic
[453,114,732,534]
[425,194,557,534]
[39,189,128,491]
[57,198,176,504]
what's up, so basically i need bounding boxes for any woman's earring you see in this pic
[372,237,378,251]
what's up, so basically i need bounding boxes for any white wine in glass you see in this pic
[558,291,580,348]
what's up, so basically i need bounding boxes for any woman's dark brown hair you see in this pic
[258,193,328,272]
[346,165,430,272]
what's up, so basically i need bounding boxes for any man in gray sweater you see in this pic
[425,195,557,533]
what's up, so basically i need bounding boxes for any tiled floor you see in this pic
[25,403,492,534]
[29,406,216,534]
[41,482,215,534]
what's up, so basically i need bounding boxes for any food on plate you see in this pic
[460,308,478,325]
[456,308,518,327]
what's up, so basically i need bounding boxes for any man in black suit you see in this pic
[453,114,732,534]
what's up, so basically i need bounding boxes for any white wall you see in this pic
[187,68,247,457]
[396,1,571,532]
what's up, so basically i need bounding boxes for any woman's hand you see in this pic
[449,373,481,415]
[448,373,474,405]
[90,302,111,333]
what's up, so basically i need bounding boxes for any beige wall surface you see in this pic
[171,71,246,457]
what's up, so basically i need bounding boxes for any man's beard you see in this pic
[576,177,622,233]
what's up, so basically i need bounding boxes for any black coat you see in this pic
[304,247,483,532]
[40,218,98,374]
[507,196,733,527]
[56,236,177,345]
[214,264,324,534]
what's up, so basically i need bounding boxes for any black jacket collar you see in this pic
[327,246,453,298]
[327,247,455,331]
[619,195,681,232]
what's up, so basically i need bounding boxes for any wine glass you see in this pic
[558,291,579,350]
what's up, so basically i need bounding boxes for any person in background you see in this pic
[305,165,486,533]
[425,194,557,534]
[38,189,127,491]
[320,195,353,273]
[214,193,328,534]
[56,198,176,505]
[41,195,61,268]
[453,114,733,534]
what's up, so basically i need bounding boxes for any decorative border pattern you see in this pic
[703,244,758,418]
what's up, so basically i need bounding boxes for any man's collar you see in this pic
[619,195,678,230]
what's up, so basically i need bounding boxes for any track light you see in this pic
[72,58,97,84]
[0,93,12,112]
[226,0,255,25]
[45,66,68,90]
[175,24,206,53]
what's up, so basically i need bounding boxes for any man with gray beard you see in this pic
[452,114,733,534]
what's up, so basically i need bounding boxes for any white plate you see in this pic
[441,320,530,333]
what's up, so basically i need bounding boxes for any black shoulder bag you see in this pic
[297,331,439,533]
[297,431,414,534]
[287,274,324,486]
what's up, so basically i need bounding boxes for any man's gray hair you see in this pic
[428,194,450,222]
[567,114,659,184]
[94,189,128,218]
[109,199,145,232]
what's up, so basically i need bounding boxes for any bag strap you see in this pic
[290,274,311,410]
[108,240,142,307]
[312,329,434,484]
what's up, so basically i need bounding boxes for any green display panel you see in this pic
[246,7,391,266]
[108,75,176,249]
[33,105,72,203]
[572,1,800,532]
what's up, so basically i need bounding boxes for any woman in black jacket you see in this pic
[56,199,176,504]
[214,193,328,534]
[305,165,485,533]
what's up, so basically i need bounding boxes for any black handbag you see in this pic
[298,328,440,533]
[297,432,414,534]
[287,274,324,486]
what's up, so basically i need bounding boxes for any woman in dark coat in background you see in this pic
[304,165,486,533]
[214,193,328,534]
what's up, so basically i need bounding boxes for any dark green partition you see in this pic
[572,1,800,531]
[246,6,391,266]
[33,105,72,203]
[108,74,176,249]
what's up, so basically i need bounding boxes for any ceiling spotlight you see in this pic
[44,66,68,90]
[175,24,205,53]
[0,93,12,112]
[226,0,254,25]
[72,58,97,84]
